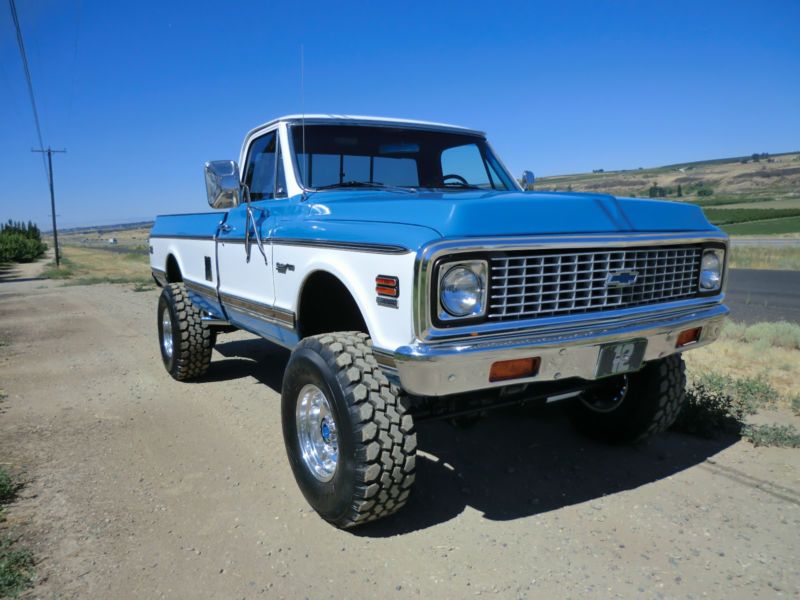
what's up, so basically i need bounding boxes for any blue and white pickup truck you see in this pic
[150,115,729,528]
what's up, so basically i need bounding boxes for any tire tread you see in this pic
[300,332,416,527]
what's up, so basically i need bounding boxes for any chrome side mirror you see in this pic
[522,170,535,191]
[205,160,241,209]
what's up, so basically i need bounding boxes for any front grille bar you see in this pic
[488,246,703,321]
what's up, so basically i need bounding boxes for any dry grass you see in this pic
[684,321,800,408]
[728,246,800,270]
[42,246,153,287]
[55,226,151,251]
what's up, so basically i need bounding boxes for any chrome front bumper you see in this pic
[391,302,728,397]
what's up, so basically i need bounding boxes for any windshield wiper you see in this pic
[314,181,415,193]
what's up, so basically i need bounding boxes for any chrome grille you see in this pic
[488,245,703,321]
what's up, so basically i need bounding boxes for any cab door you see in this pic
[216,128,281,336]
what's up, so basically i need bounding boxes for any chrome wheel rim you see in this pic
[161,308,174,359]
[581,376,629,413]
[296,384,338,482]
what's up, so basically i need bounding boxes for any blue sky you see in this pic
[2,0,799,229]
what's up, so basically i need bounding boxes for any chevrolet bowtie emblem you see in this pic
[605,270,639,288]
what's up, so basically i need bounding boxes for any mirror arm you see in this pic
[242,184,269,266]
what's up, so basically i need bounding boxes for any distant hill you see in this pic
[536,151,800,235]
[536,151,800,205]
[50,220,154,236]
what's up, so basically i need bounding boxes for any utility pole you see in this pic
[32,147,66,266]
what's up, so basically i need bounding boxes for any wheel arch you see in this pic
[295,269,372,340]
[165,253,183,283]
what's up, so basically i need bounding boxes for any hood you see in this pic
[304,189,714,238]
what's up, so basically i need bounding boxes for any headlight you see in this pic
[699,249,724,291]
[438,261,487,320]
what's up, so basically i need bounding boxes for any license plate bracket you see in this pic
[595,339,647,378]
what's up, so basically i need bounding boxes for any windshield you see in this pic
[290,124,515,191]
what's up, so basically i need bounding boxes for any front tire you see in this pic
[157,283,215,381]
[281,332,416,528]
[568,354,687,443]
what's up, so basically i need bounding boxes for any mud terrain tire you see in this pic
[569,355,687,443]
[281,332,417,528]
[157,283,215,381]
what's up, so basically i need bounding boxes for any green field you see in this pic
[687,196,774,207]
[723,216,800,235]
[703,208,800,226]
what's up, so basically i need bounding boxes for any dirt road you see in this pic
[1,276,798,599]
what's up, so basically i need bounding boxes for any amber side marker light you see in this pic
[675,327,702,348]
[489,357,541,382]
[375,275,399,297]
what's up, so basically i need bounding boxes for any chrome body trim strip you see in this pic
[394,302,729,397]
[150,234,216,241]
[156,211,223,218]
[413,231,729,342]
[219,292,296,328]
[215,236,409,255]
[184,279,217,300]
[271,238,410,254]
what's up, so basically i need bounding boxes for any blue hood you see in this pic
[303,189,714,238]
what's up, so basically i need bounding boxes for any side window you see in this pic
[275,138,287,198]
[441,143,498,189]
[243,131,277,200]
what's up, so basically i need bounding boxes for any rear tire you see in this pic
[568,355,686,443]
[157,283,215,381]
[281,332,416,528]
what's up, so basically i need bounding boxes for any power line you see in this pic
[8,0,48,178]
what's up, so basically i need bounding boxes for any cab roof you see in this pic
[245,114,486,140]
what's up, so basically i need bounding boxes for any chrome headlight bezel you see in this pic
[436,259,488,323]
[699,247,725,292]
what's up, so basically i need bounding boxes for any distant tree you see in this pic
[0,219,47,263]
[648,184,672,198]
[697,188,714,197]
[677,184,683,197]
[751,153,761,163]
[567,185,573,192]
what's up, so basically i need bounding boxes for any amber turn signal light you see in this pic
[489,357,541,382]
[675,327,702,348]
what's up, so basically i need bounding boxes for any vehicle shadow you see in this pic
[206,336,739,537]
[201,336,290,392]
[355,411,738,537]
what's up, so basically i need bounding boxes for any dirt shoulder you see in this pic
[0,280,798,598]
